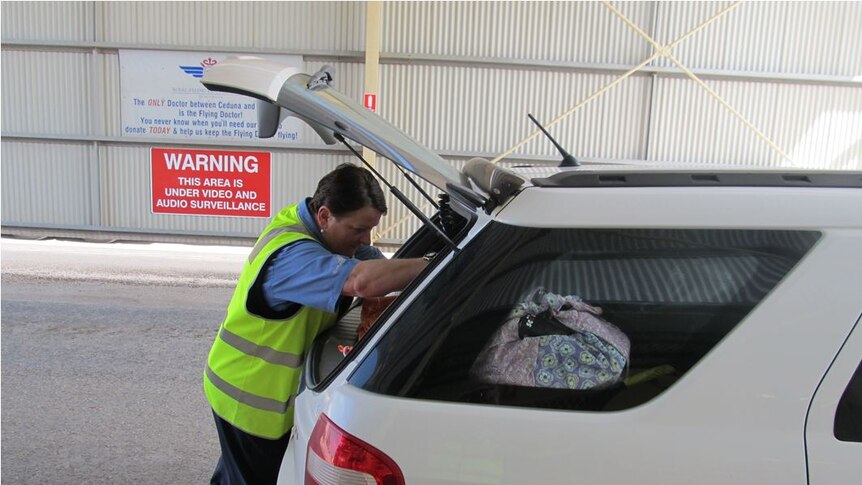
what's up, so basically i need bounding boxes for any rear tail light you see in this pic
[305,413,405,485]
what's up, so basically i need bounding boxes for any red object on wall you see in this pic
[364,93,377,112]
[151,147,271,218]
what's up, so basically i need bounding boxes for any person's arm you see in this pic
[342,258,428,298]
[262,241,360,313]
[354,244,385,261]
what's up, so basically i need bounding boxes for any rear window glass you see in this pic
[350,224,819,412]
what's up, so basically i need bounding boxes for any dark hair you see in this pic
[308,163,387,216]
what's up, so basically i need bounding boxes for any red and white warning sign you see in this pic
[364,93,377,112]
[151,147,271,218]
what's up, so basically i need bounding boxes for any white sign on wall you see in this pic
[120,50,304,142]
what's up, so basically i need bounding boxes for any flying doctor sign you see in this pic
[119,50,303,142]
[121,50,300,218]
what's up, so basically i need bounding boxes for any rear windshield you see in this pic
[350,224,820,412]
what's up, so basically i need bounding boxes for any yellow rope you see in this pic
[377,0,758,241]
[489,55,660,164]
[603,0,794,163]
[666,51,794,163]
[492,0,744,165]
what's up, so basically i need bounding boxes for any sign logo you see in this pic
[179,57,219,79]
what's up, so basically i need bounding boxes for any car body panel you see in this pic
[206,64,862,485]
[495,186,862,229]
[276,432,298,485]
[805,313,862,484]
[281,187,862,484]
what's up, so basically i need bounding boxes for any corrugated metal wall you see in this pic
[97,1,366,52]
[382,1,653,63]
[2,1,861,244]
[1,49,94,135]
[654,1,862,75]
[650,78,862,167]
[379,63,652,160]
[1,140,94,225]
[1,1,94,42]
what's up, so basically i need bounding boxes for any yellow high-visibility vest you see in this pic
[204,204,337,439]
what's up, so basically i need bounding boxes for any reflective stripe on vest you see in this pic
[204,203,337,439]
[218,327,304,367]
[205,366,294,414]
[247,223,307,264]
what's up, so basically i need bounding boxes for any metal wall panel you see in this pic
[254,2,365,52]
[654,1,862,77]
[102,52,122,137]
[774,83,862,169]
[778,1,862,77]
[98,1,365,52]
[379,64,651,161]
[649,77,862,168]
[1,49,92,135]
[382,1,653,64]
[98,1,254,48]
[98,144,356,237]
[649,77,778,165]
[1,140,93,225]
[1,1,93,43]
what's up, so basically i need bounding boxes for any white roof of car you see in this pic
[511,161,857,177]
[506,162,862,189]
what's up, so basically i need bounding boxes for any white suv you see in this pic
[203,59,862,485]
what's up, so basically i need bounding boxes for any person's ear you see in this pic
[317,206,332,231]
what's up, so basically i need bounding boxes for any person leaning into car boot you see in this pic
[204,163,429,484]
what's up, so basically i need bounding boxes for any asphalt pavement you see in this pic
[1,237,250,484]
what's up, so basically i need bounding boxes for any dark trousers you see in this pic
[211,410,291,485]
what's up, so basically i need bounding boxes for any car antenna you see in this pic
[527,114,579,167]
[335,133,459,253]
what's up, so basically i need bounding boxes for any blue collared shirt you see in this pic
[261,199,385,314]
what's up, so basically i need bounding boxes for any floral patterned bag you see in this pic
[470,288,630,390]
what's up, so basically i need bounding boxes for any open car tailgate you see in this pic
[200,56,476,200]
